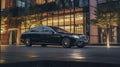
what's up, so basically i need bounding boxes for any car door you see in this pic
[49,33,62,44]
[36,27,46,43]
[45,30,62,44]
[42,27,62,44]
[30,29,40,43]
[42,27,53,44]
[30,27,44,43]
[38,27,47,43]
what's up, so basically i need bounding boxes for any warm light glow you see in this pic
[1,28,6,34]
[107,39,110,48]
[70,53,86,60]
[1,30,3,33]
[80,16,83,20]
[27,53,39,58]
[0,60,6,63]
[1,0,5,9]
[107,32,110,48]
[71,54,86,59]
[29,55,39,58]
[107,44,110,48]
[20,7,84,34]
[1,17,7,34]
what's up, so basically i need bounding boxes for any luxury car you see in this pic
[21,26,88,48]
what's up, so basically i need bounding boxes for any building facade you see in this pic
[1,0,98,45]
[97,0,120,44]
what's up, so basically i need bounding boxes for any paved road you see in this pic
[1,45,120,65]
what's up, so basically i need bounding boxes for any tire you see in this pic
[25,38,32,46]
[76,41,85,48]
[62,38,71,48]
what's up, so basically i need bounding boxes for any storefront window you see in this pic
[75,13,83,34]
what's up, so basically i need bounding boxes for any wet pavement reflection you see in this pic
[1,45,120,64]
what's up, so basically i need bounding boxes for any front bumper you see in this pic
[74,38,88,46]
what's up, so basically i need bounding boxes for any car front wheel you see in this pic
[62,38,71,48]
[25,38,32,46]
[76,41,85,48]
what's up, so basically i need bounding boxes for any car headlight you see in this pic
[71,35,79,38]
[79,35,85,38]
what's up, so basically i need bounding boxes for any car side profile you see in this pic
[21,26,88,48]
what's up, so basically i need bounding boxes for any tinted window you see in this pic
[30,30,39,32]
[44,29,51,32]
[51,27,68,33]
[30,27,44,32]
[43,27,53,33]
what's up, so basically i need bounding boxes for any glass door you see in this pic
[8,30,17,45]
[100,26,118,44]
[111,26,117,44]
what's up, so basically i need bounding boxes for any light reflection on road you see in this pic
[26,53,40,58]
[70,53,86,59]
[70,50,86,60]
[1,45,120,64]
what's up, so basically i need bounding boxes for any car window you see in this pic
[39,29,44,32]
[30,27,44,33]
[29,26,54,33]
[43,27,53,33]
[30,30,39,32]
[51,27,68,33]
[38,27,44,32]
[44,29,52,33]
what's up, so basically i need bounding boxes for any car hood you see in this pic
[58,32,84,36]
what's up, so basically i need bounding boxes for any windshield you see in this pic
[51,27,69,33]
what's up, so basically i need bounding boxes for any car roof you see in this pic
[48,26,58,28]
[32,26,58,31]
[33,26,57,28]
[34,26,59,29]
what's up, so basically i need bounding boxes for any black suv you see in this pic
[21,26,88,48]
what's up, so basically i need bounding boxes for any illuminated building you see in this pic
[97,0,120,44]
[1,0,98,45]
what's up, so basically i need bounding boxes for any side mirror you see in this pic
[50,31,55,35]
[52,31,55,35]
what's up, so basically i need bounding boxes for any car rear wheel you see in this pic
[76,41,85,48]
[25,38,32,46]
[62,38,71,48]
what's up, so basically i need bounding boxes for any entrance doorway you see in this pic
[8,29,18,45]
[100,26,118,44]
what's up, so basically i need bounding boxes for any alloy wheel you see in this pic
[25,38,32,46]
[62,38,71,48]
[76,41,85,48]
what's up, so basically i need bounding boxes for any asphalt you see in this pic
[1,45,120,67]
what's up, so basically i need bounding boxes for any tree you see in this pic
[91,1,120,47]
[19,0,43,31]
